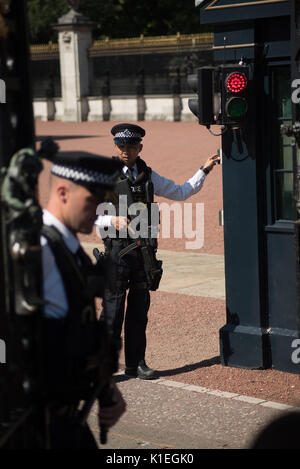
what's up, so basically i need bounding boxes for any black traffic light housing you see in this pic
[219,64,249,126]
[187,67,215,126]
[187,63,250,129]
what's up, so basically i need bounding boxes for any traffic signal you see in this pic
[219,65,249,126]
[187,67,215,126]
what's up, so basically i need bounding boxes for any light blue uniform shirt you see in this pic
[95,165,206,228]
[41,209,80,319]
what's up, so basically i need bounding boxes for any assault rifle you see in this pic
[114,178,163,291]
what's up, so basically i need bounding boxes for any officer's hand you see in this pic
[111,216,129,231]
[111,216,135,236]
[203,154,220,172]
[98,382,126,429]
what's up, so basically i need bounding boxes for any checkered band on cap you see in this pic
[51,164,119,186]
[115,129,142,139]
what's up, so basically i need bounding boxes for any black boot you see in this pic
[125,360,157,380]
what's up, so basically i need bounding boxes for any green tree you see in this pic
[79,0,202,38]
[27,0,206,43]
[27,0,69,43]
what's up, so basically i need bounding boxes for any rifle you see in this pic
[119,238,163,291]
[114,179,163,291]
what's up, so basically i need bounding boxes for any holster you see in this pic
[139,240,163,291]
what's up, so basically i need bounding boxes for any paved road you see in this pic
[88,374,299,450]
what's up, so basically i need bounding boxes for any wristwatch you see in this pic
[200,165,210,175]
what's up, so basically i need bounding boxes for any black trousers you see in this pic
[103,241,150,368]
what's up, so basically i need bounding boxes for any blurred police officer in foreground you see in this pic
[41,150,126,448]
[95,124,219,380]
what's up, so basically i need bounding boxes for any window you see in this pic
[272,66,293,221]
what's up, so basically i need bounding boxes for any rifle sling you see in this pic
[118,241,140,258]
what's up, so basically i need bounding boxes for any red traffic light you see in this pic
[226,72,248,93]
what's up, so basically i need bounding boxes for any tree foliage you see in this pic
[27,0,206,44]
[27,0,69,43]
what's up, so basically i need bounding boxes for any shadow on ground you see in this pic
[115,356,221,383]
[36,135,102,141]
[157,355,221,377]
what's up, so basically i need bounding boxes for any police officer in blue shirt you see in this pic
[41,150,126,448]
[95,124,219,380]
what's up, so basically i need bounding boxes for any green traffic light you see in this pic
[226,97,247,117]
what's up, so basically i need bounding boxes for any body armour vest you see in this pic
[102,156,159,242]
[41,225,102,400]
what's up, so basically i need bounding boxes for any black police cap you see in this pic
[49,151,123,196]
[111,123,146,145]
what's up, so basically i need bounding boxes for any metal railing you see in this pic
[29,33,214,99]
[89,32,213,56]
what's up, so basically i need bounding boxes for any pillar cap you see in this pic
[54,8,94,30]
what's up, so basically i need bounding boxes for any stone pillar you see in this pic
[172,67,182,122]
[101,70,111,121]
[136,68,146,121]
[46,74,55,120]
[54,8,94,122]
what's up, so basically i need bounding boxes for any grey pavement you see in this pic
[88,375,299,450]
[156,250,225,299]
[82,242,300,451]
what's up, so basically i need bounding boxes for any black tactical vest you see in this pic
[41,225,102,400]
[102,157,159,243]
[115,156,153,206]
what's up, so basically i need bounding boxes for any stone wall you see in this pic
[33,95,197,122]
